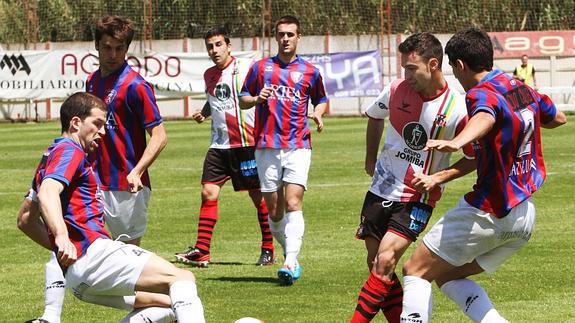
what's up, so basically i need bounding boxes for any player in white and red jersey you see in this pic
[400,28,566,323]
[239,15,328,286]
[351,33,476,323]
[175,27,274,267]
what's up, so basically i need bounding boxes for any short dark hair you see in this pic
[275,15,301,35]
[398,32,443,67]
[204,27,230,44]
[445,27,493,73]
[60,92,107,133]
[95,15,135,47]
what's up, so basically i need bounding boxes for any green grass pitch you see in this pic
[0,116,574,322]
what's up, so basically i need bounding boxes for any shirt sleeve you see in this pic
[365,82,392,119]
[466,89,497,119]
[310,69,328,106]
[536,92,558,125]
[43,145,84,187]
[239,61,260,97]
[129,81,163,129]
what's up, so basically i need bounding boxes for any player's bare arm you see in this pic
[412,157,476,193]
[192,101,211,123]
[38,178,77,266]
[310,102,327,133]
[239,86,272,109]
[542,108,567,129]
[192,111,206,123]
[364,116,385,177]
[127,123,168,193]
[17,198,52,250]
[426,111,495,152]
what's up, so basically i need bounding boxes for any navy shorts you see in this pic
[201,147,260,191]
[355,191,433,242]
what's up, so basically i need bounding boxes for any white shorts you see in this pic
[102,187,151,241]
[255,148,311,192]
[65,238,150,309]
[423,197,535,273]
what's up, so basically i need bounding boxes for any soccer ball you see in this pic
[234,318,264,323]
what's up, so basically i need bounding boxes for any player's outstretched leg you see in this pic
[26,253,65,323]
[175,199,217,267]
[249,192,275,266]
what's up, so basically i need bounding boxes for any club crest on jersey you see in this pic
[290,71,303,83]
[402,122,428,150]
[215,83,231,101]
[435,114,447,127]
[104,89,117,105]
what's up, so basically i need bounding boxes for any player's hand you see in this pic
[424,139,460,152]
[411,172,438,193]
[192,111,205,123]
[365,160,376,177]
[127,171,144,193]
[55,235,77,267]
[310,112,324,132]
[256,86,272,104]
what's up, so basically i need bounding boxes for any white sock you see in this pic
[400,275,432,323]
[120,306,176,323]
[41,253,65,323]
[268,214,287,254]
[440,279,508,323]
[284,210,304,268]
[169,280,205,323]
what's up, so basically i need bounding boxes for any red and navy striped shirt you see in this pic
[86,61,163,191]
[34,138,110,259]
[240,56,328,149]
[464,69,557,217]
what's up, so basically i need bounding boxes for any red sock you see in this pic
[194,199,218,254]
[381,273,403,323]
[257,200,274,251]
[351,272,401,323]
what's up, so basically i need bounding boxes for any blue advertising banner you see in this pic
[301,50,382,98]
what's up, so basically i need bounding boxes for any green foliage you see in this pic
[1,0,575,44]
[0,117,574,321]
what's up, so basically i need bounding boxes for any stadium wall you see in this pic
[2,33,574,121]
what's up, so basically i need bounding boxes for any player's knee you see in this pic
[374,250,397,276]
[173,268,196,282]
[284,197,301,212]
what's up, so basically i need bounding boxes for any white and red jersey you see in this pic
[366,79,473,207]
[205,57,255,149]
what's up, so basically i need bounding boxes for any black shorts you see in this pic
[201,147,260,191]
[355,191,433,242]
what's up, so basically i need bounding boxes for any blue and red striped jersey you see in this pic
[86,61,163,191]
[464,69,557,217]
[239,56,328,149]
[35,138,110,259]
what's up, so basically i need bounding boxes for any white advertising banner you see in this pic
[0,50,261,100]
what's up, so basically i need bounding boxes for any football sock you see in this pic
[169,280,205,323]
[268,214,287,254]
[284,210,304,268]
[194,199,218,254]
[440,279,509,323]
[119,306,176,323]
[351,272,402,323]
[400,275,432,323]
[257,200,274,251]
[41,253,65,323]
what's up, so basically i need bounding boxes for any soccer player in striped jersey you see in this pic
[239,15,328,285]
[23,16,167,323]
[21,92,205,322]
[86,15,167,247]
[400,28,567,323]
[174,27,274,267]
[351,33,475,323]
